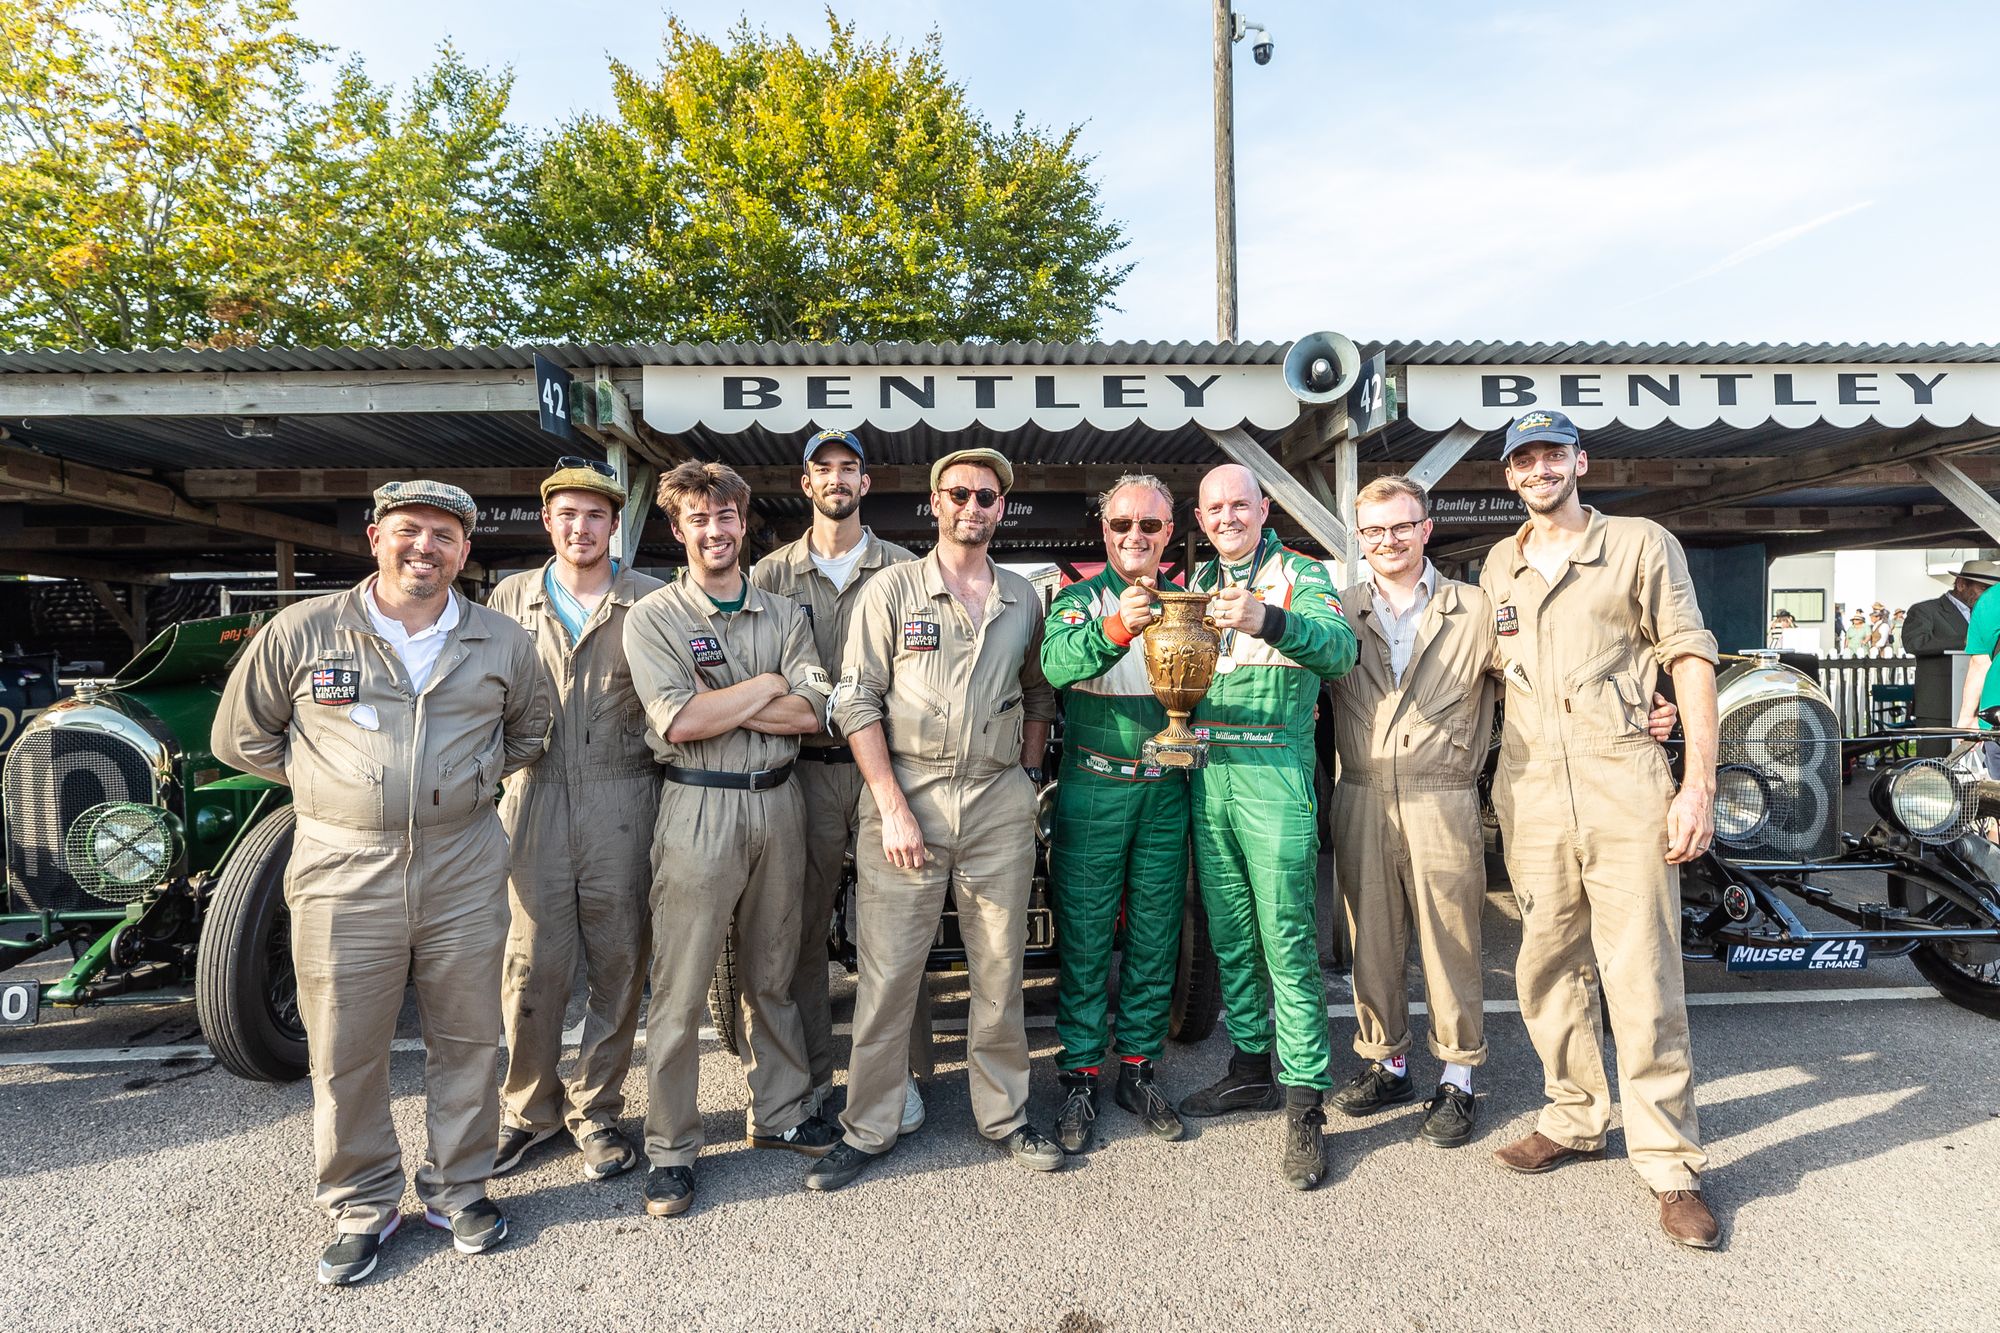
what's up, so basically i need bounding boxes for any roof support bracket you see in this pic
[1406,423,1488,491]
[1910,456,2000,546]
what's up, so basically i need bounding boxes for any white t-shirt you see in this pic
[810,541,867,594]
[365,584,461,693]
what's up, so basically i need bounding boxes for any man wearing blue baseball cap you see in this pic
[750,429,927,1134]
[1480,410,1725,1249]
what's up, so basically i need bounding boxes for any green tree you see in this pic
[0,0,517,350]
[499,12,1130,343]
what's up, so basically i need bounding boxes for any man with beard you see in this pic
[1177,463,1357,1191]
[488,460,664,1182]
[750,429,927,1134]
[1479,409,1724,1249]
[806,448,1062,1191]
[623,461,839,1219]
[214,481,552,1285]
[1039,474,1189,1154]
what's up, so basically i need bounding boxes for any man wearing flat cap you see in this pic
[488,459,664,1183]
[806,447,1064,1191]
[214,480,552,1285]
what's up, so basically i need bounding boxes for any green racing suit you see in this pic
[1041,566,1191,1070]
[1189,530,1358,1090]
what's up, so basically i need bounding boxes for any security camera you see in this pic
[1245,22,1273,64]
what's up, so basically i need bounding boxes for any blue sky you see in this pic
[293,0,2000,347]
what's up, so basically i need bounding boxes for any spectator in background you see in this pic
[1843,613,1872,656]
[1768,610,1797,649]
[1890,608,1907,655]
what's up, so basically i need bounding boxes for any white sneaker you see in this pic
[899,1075,926,1136]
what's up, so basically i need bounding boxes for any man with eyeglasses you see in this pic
[487,458,663,1184]
[1480,409,1723,1249]
[1178,463,1358,1190]
[750,428,928,1135]
[1039,474,1190,1154]
[806,447,1062,1191]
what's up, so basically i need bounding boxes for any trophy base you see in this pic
[1140,737,1209,771]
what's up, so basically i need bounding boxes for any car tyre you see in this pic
[196,804,309,1081]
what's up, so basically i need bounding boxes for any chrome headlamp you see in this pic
[1711,764,1773,846]
[1869,759,1975,844]
[62,801,183,903]
[1035,781,1058,848]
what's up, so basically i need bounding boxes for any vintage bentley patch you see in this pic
[1495,605,1519,637]
[688,635,727,667]
[903,619,941,651]
[310,666,360,705]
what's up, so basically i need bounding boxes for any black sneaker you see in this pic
[749,1113,841,1158]
[643,1165,696,1217]
[1419,1083,1477,1148]
[1281,1088,1328,1191]
[317,1213,399,1286]
[580,1125,639,1180]
[1180,1046,1282,1119]
[493,1123,561,1176]
[422,1199,507,1255]
[1114,1059,1185,1141]
[804,1141,882,1193]
[1329,1061,1415,1118]
[1055,1069,1099,1154]
[1002,1124,1065,1172]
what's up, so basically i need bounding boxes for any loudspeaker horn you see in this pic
[1281,331,1361,404]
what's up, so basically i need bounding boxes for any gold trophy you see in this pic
[1139,590,1223,769]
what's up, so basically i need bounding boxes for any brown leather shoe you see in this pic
[1491,1131,1603,1175]
[1657,1189,1721,1249]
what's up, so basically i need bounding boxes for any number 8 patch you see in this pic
[903,619,940,651]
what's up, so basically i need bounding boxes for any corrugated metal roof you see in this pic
[4,337,1997,375]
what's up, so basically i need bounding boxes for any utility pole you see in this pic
[1212,0,1237,343]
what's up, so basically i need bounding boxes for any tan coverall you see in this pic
[831,553,1058,1153]
[488,562,665,1142]
[1480,508,1719,1193]
[212,580,552,1235]
[1333,571,1494,1069]
[749,528,922,1086]
[624,572,831,1168]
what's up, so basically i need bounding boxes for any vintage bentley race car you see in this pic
[0,613,308,1079]
[1681,651,2000,1016]
[1483,650,2000,1017]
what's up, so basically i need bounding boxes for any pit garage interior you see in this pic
[4,339,2000,669]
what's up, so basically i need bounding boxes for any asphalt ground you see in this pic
[3,867,1998,1333]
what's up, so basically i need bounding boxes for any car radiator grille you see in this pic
[1716,691,1843,862]
[4,727,159,913]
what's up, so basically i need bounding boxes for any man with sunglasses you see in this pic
[807,447,1062,1191]
[487,458,664,1183]
[1039,474,1190,1154]
[1179,463,1358,1191]
[750,428,928,1135]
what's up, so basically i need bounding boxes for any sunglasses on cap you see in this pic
[941,486,1002,509]
[557,455,618,478]
[1105,517,1166,534]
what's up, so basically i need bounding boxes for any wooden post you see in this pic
[274,540,296,591]
[1212,0,1237,342]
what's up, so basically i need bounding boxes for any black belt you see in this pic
[662,761,794,792]
[796,745,855,764]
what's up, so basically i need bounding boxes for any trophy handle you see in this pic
[1202,615,1217,631]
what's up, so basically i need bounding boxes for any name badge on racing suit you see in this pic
[311,666,360,705]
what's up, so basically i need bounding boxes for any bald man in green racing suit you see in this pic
[1040,476,1190,1156]
[1180,465,1358,1191]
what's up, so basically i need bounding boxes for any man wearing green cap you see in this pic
[488,459,665,1183]
[1178,463,1357,1191]
[214,480,552,1285]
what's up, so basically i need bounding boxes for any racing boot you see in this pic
[1055,1068,1099,1155]
[1280,1085,1328,1191]
[1114,1058,1184,1141]
[1180,1045,1283,1119]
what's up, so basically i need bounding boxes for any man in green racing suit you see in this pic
[1040,475,1190,1156]
[1180,464,1358,1191]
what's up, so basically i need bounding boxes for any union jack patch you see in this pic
[310,666,359,705]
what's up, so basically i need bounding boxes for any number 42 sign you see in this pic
[534,352,575,441]
[1346,350,1395,441]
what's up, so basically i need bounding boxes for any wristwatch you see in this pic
[1024,765,1045,785]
